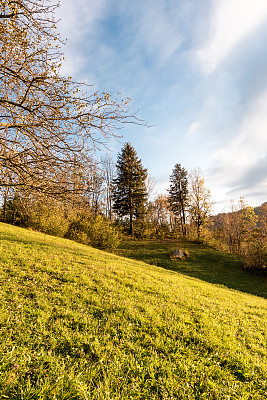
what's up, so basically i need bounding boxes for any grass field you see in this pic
[116,239,267,299]
[0,223,266,399]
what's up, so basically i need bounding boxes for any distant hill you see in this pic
[212,201,267,228]
[254,201,267,218]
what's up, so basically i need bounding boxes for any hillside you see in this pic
[0,223,266,399]
[117,239,267,298]
[212,201,267,229]
[254,201,267,216]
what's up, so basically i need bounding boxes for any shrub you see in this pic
[29,200,70,237]
[243,240,267,275]
[66,214,121,250]
[31,209,69,237]
[87,215,121,250]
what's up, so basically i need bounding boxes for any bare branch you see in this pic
[0,0,144,196]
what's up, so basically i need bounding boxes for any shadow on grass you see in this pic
[117,240,267,299]
[2,223,266,299]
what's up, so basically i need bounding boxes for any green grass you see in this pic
[117,239,267,299]
[0,223,266,399]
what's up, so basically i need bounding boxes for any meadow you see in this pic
[0,222,266,399]
[116,239,267,299]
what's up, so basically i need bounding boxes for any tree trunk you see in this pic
[2,190,7,221]
[130,212,134,237]
[130,197,134,237]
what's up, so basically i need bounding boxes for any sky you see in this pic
[56,0,267,213]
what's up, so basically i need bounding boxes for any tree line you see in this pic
[2,138,266,273]
[0,140,211,239]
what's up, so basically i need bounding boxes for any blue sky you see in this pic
[57,0,267,213]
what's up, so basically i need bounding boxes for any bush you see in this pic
[2,195,29,226]
[243,241,267,275]
[66,214,121,250]
[2,193,121,250]
[4,195,70,237]
[31,209,69,237]
[87,215,121,250]
[28,200,70,237]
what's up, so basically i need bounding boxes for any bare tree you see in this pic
[147,194,171,236]
[146,174,156,200]
[86,167,104,215]
[101,154,116,220]
[0,1,135,196]
[258,203,267,239]
[221,198,258,254]
[189,169,212,238]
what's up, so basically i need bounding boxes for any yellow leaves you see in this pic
[0,0,140,196]
[104,91,110,102]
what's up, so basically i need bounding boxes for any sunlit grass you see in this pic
[0,223,266,399]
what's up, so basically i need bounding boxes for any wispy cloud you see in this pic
[57,0,107,41]
[57,0,197,85]
[207,89,267,206]
[189,0,267,209]
[56,0,267,212]
[197,0,267,72]
[56,0,108,81]
[186,121,202,138]
[130,0,183,66]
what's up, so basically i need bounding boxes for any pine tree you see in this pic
[112,143,148,237]
[168,163,188,236]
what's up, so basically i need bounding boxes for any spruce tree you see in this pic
[168,163,188,236]
[112,143,148,237]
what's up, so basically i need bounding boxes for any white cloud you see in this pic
[56,0,108,79]
[57,0,107,41]
[219,91,267,168]
[197,0,267,72]
[53,0,266,212]
[207,89,267,208]
[186,120,202,137]
[57,0,185,79]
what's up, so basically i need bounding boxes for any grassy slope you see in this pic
[0,223,266,399]
[117,240,267,299]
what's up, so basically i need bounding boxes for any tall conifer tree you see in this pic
[112,143,147,237]
[168,163,188,236]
